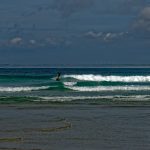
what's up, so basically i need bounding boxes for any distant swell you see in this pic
[66,86,150,92]
[0,86,49,92]
[63,75,150,82]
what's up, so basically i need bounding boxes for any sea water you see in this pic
[1,68,150,150]
[0,68,150,104]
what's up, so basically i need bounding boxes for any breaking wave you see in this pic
[63,82,77,86]
[0,86,50,92]
[1,95,150,104]
[66,85,150,92]
[35,95,150,102]
[63,75,150,82]
[37,96,123,102]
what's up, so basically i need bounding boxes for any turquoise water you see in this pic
[1,68,150,104]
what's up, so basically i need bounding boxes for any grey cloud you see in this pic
[0,35,71,48]
[51,0,146,18]
[134,7,150,31]
[29,39,36,45]
[51,0,95,17]
[46,37,63,46]
[22,5,51,17]
[10,37,22,45]
[84,31,128,41]
[3,0,145,21]
[118,0,145,14]
[46,36,72,47]
[84,31,103,38]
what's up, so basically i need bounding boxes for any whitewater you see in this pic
[63,74,150,82]
[0,68,150,104]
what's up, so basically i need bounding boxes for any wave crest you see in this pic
[63,75,150,82]
[66,86,150,92]
[63,82,77,86]
[0,86,49,92]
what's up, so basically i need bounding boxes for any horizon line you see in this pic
[1,64,150,68]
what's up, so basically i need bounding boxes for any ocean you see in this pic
[0,67,150,105]
[1,68,150,150]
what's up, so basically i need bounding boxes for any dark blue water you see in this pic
[0,68,150,104]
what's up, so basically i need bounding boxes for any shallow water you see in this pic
[1,68,150,149]
[0,105,150,150]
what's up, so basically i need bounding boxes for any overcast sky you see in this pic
[0,0,150,66]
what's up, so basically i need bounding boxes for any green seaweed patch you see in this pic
[0,137,22,142]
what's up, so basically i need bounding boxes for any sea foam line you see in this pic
[0,86,49,92]
[63,75,150,82]
[66,85,150,92]
[36,95,150,102]
[63,82,77,86]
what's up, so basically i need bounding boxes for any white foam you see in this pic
[36,95,150,102]
[63,82,77,86]
[66,85,150,92]
[38,96,113,102]
[63,74,150,82]
[0,86,49,92]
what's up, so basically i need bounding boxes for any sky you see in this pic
[0,0,150,66]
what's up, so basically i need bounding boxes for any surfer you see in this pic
[56,72,61,81]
